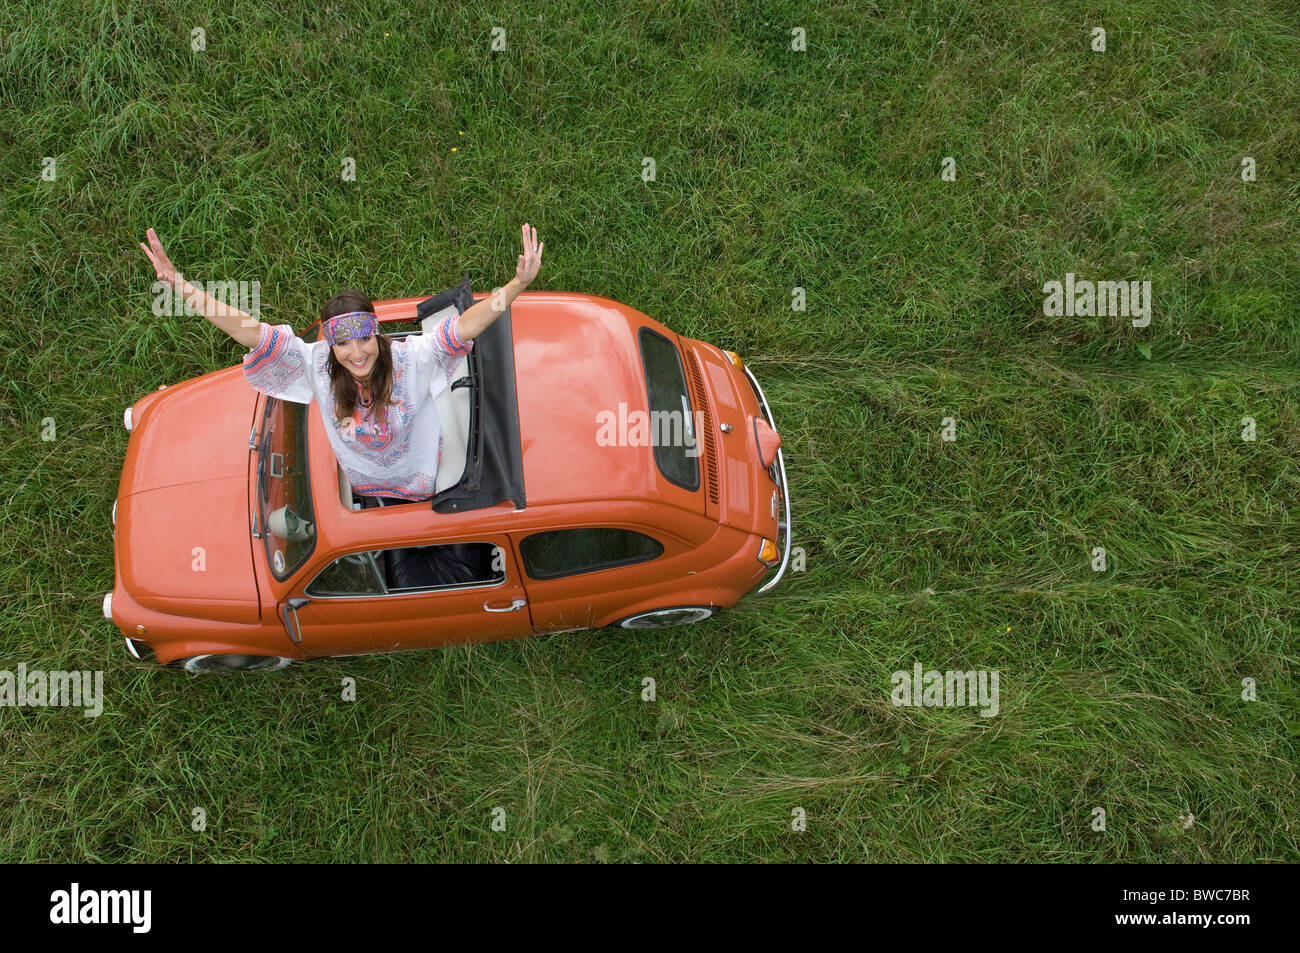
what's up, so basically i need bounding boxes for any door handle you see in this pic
[484,598,526,613]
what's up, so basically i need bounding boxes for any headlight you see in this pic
[757,538,779,565]
[102,593,113,620]
[723,349,745,371]
[123,407,133,431]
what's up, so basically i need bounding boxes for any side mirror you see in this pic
[268,506,314,542]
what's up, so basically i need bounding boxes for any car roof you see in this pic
[326,291,698,511]
[509,291,672,507]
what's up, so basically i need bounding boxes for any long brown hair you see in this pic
[323,289,396,425]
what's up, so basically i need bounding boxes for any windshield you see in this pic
[258,397,316,581]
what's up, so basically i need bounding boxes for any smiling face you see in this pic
[332,335,379,381]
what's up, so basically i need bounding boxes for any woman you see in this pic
[139,223,544,503]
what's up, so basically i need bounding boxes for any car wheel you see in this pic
[171,654,295,673]
[613,606,715,629]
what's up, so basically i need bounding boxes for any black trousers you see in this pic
[358,495,492,589]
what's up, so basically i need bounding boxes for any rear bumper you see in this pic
[741,364,791,593]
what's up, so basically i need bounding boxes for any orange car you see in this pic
[103,283,790,672]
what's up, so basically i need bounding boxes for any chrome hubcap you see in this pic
[184,654,290,673]
[621,608,713,628]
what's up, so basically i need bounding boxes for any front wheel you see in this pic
[611,606,716,629]
[170,654,295,673]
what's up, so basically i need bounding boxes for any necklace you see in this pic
[358,381,372,408]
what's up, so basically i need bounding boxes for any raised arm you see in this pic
[139,227,262,349]
[456,222,544,341]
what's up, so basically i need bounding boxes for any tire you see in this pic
[170,654,295,673]
[611,606,716,629]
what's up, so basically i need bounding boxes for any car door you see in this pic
[510,527,669,632]
[279,533,533,658]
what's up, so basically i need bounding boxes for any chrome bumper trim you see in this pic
[743,364,791,594]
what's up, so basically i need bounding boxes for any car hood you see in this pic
[116,367,260,623]
[122,367,255,493]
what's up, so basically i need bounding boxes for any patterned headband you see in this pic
[325,311,379,346]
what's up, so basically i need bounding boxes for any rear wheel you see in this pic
[170,654,295,673]
[612,606,715,629]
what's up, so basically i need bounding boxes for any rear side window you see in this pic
[520,528,663,580]
[638,328,701,491]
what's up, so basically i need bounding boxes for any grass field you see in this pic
[1,0,1297,862]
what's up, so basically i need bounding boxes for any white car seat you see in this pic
[423,304,472,494]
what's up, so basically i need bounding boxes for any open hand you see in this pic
[139,227,179,287]
[515,222,544,286]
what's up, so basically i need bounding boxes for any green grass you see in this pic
[1,0,1297,862]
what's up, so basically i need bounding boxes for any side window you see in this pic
[306,543,504,597]
[386,542,503,592]
[520,528,663,580]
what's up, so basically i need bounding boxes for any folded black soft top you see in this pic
[418,276,526,514]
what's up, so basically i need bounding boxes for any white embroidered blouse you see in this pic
[242,313,473,501]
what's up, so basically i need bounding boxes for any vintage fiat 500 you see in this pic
[103,280,790,672]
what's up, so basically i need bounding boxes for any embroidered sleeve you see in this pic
[398,312,474,402]
[430,312,473,358]
[444,312,473,356]
[242,322,316,404]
